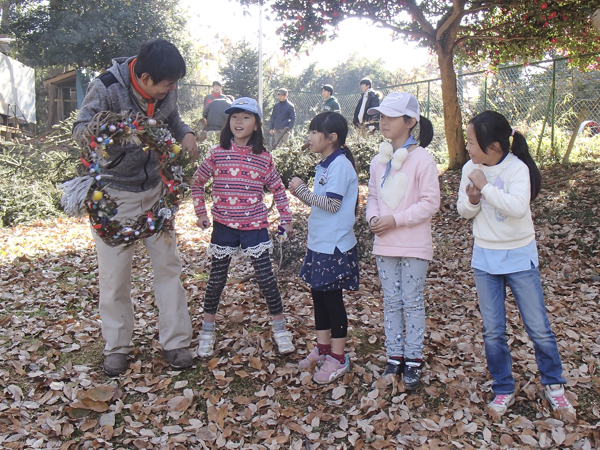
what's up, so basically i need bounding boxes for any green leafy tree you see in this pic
[3,0,192,69]
[220,39,275,114]
[246,0,600,168]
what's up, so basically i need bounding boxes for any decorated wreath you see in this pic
[61,111,194,247]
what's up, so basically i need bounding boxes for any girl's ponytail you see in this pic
[417,115,434,148]
[511,131,541,201]
[342,144,357,173]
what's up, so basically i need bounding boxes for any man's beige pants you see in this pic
[92,182,193,355]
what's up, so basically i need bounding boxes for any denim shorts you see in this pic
[209,221,272,259]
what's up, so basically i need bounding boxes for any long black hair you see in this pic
[309,112,356,172]
[220,108,267,154]
[469,110,541,201]
[403,115,433,148]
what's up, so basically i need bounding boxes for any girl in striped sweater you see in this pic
[192,97,295,358]
[288,112,359,384]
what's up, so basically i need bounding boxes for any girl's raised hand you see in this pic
[288,177,304,195]
[370,215,396,236]
[466,184,482,205]
[282,223,294,239]
[467,169,488,190]
[196,215,211,229]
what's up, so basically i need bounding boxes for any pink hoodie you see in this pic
[366,146,440,260]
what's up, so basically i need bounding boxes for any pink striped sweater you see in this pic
[191,141,292,229]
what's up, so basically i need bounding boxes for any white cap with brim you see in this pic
[224,97,263,120]
[367,92,420,122]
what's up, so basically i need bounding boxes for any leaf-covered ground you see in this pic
[0,161,599,450]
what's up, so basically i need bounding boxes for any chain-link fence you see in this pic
[284,56,600,164]
[178,57,600,164]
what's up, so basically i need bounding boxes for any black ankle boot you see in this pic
[382,358,404,377]
[403,359,424,391]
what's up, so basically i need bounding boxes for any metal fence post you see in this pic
[551,60,556,155]
[426,81,430,119]
[483,75,488,110]
[537,81,555,159]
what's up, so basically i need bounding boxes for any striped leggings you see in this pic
[203,251,284,316]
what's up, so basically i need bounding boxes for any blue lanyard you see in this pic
[381,136,418,188]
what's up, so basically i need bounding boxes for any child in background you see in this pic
[288,112,359,384]
[365,92,440,390]
[192,97,295,358]
[457,110,575,417]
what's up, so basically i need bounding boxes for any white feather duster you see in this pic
[60,176,95,217]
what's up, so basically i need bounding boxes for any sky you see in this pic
[180,0,433,78]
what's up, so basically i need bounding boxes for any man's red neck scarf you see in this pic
[129,58,155,117]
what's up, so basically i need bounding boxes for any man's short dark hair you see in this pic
[213,81,222,87]
[134,39,186,83]
[360,78,372,88]
[322,84,334,94]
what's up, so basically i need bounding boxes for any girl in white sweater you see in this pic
[457,110,574,418]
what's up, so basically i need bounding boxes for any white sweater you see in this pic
[457,153,535,250]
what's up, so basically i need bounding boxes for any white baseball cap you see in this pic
[368,92,420,121]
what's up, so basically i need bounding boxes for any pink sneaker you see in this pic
[313,355,350,384]
[298,347,326,370]
[544,384,576,415]
[487,393,515,415]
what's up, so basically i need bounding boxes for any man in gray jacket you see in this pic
[203,94,233,137]
[73,39,197,376]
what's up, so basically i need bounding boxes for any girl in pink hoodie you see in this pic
[366,92,440,390]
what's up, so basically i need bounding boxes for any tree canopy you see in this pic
[249,0,600,168]
[2,0,192,69]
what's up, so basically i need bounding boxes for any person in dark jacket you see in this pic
[320,84,341,114]
[72,39,198,376]
[269,88,296,149]
[203,81,224,112]
[353,78,381,129]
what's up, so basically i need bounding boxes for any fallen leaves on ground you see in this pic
[0,161,599,449]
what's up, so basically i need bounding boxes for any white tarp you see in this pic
[0,53,36,124]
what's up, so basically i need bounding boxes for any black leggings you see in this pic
[311,288,347,339]
[203,251,284,316]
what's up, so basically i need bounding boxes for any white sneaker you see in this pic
[545,384,576,415]
[487,392,515,415]
[273,330,295,354]
[196,332,215,358]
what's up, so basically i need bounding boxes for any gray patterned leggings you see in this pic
[203,251,284,316]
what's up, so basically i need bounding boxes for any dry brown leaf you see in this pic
[76,398,109,412]
[233,396,251,405]
[64,407,90,419]
[500,434,514,446]
[207,358,220,370]
[249,355,262,370]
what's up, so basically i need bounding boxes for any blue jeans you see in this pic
[474,267,566,395]
[376,256,428,359]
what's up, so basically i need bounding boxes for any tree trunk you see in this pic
[0,1,10,34]
[436,45,468,170]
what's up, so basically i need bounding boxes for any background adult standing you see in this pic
[269,88,296,149]
[320,84,341,114]
[203,81,224,112]
[204,94,234,137]
[353,78,381,129]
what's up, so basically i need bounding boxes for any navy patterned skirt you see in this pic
[300,246,360,291]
